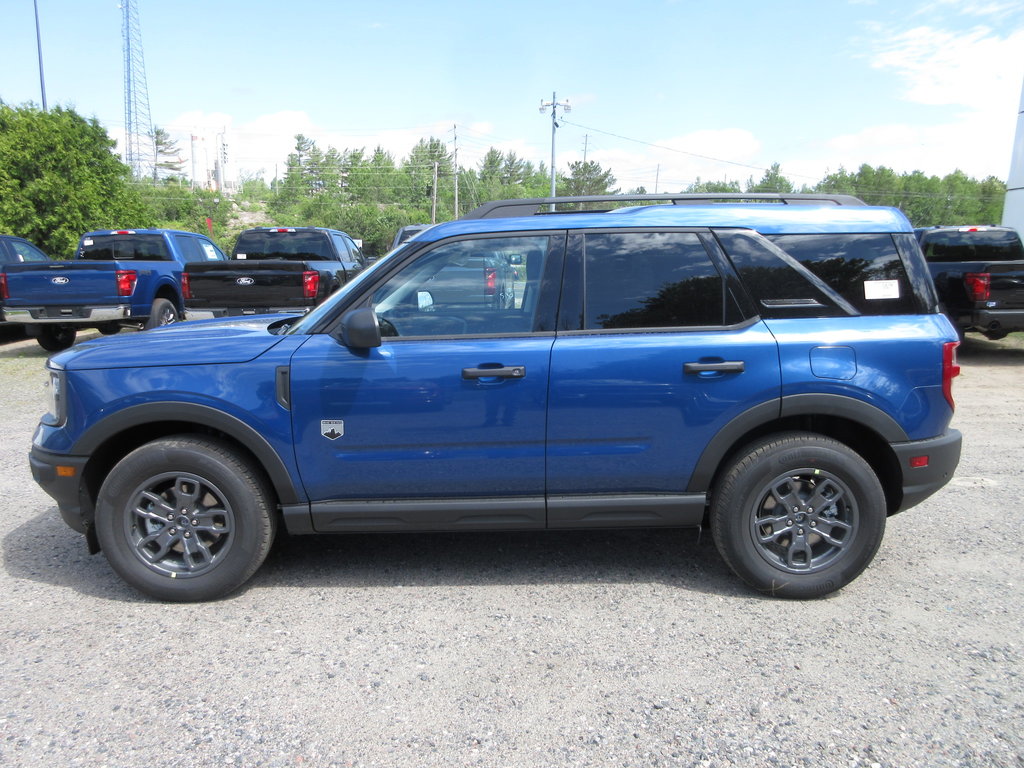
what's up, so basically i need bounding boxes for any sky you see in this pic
[3,0,1023,192]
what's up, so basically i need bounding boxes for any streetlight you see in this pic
[539,92,570,204]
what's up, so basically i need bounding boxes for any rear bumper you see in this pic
[4,305,132,324]
[891,429,962,512]
[969,309,1024,333]
[185,307,309,321]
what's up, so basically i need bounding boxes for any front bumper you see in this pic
[891,428,962,512]
[29,445,91,533]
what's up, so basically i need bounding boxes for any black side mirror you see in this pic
[334,307,381,348]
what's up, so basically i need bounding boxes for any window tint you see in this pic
[918,229,1024,262]
[78,234,171,261]
[5,239,50,263]
[583,232,726,330]
[331,233,352,261]
[768,233,918,315]
[234,231,332,261]
[716,230,849,319]
[372,236,551,338]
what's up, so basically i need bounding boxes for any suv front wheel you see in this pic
[710,432,886,599]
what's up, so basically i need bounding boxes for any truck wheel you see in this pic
[97,323,121,336]
[36,326,77,351]
[710,432,886,599]
[94,436,276,602]
[145,298,178,329]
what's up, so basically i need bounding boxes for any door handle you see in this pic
[683,360,745,374]
[462,366,526,380]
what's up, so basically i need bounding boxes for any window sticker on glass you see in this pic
[236,254,247,259]
[83,239,94,246]
[864,280,900,300]
[202,243,218,260]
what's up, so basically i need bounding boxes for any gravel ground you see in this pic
[0,329,1021,768]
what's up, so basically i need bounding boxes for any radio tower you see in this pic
[121,0,154,179]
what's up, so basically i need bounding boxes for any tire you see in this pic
[710,432,886,599]
[94,436,276,602]
[97,323,121,336]
[36,325,77,351]
[144,298,178,329]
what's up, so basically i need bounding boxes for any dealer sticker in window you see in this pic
[864,280,900,300]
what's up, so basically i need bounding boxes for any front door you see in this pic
[290,233,562,532]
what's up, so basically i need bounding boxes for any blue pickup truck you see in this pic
[29,194,961,602]
[1,229,226,350]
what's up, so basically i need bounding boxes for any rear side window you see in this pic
[768,233,918,315]
[78,234,171,261]
[3,238,50,263]
[234,231,332,261]
[919,228,1024,262]
[715,230,850,319]
[172,234,223,262]
[583,232,731,329]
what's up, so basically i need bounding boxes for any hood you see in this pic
[50,315,295,371]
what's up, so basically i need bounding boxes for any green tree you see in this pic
[0,102,152,257]
[561,160,617,197]
[747,163,794,193]
[685,178,742,194]
[153,126,185,180]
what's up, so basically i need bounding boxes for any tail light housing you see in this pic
[1,273,8,300]
[116,269,137,297]
[964,272,990,302]
[484,267,497,296]
[302,270,320,299]
[181,272,192,299]
[943,341,960,410]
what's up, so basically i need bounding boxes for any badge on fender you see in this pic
[321,420,345,440]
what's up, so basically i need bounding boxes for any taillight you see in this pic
[0,273,7,300]
[484,267,497,296]
[116,269,137,297]
[302,270,319,299]
[181,272,192,299]
[943,341,960,410]
[964,272,990,302]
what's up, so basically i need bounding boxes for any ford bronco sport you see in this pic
[30,194,962,601]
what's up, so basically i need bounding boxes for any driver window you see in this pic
[372,236,550,338]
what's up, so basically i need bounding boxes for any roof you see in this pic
[417,203,913,241]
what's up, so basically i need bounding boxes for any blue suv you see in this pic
[29,194,962,601]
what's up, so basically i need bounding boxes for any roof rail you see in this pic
[462,193,867,220]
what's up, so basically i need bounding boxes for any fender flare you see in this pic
[686,394,908,493]
[73,401,302,505]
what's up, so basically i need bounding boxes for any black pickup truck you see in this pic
[183,227,367,320]
[916,225,1024,340]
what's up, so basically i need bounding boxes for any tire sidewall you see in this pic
[95,438,272,601]
[712,435,886,599]
[144,298,178,329]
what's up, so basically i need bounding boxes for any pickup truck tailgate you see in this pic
[185,260,317,311]
[3,261,124,307]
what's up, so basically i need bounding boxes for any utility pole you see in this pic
[431,161,439,224]
[452,124,459,219]
[33,0,47,110]
[539,92,570,207]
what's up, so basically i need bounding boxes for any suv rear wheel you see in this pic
[710,432,886,598]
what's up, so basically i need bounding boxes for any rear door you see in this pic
[545,230,781,527]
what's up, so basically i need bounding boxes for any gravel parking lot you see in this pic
[0,329,1021,768]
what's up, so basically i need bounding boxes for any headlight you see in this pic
[42,367,66,426]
